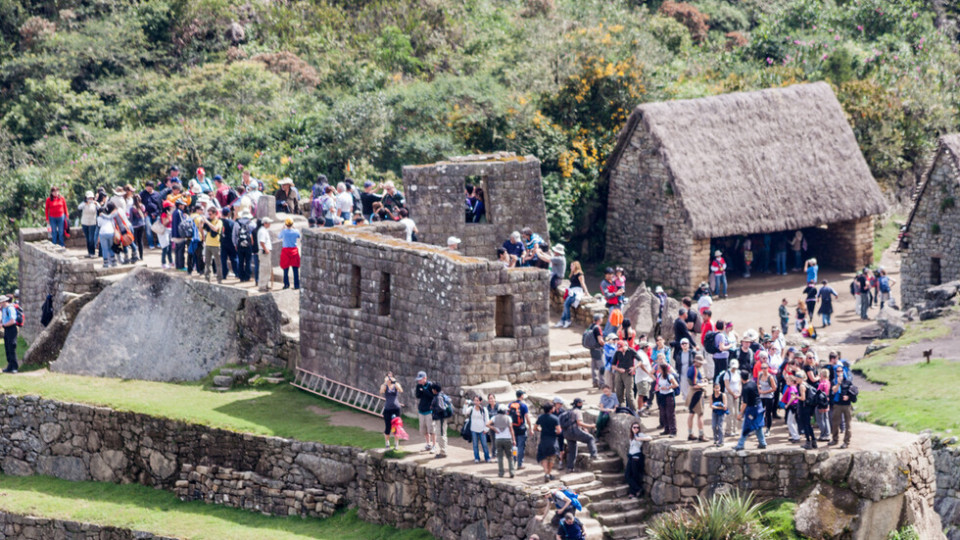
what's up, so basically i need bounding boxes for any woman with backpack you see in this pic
[797,371,818,449]
[96,203,119,267]
[656,363,679,437]
[462,395,491,463]
[534,403,562,482]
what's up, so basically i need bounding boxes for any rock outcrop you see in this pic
[876,306,906,339]
[22,291,94,366]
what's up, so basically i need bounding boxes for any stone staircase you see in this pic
[549,348,593,381]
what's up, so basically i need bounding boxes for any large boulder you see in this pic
[54,268,248,381]
[22,292,95,366]
[924,280,960,307]
[876,307,906,339]
[622,284,657,337]
[795,482,860,539]
[295,453,356,486]
[848,451,909,502]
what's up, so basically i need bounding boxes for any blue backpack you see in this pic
[560,490,583,511]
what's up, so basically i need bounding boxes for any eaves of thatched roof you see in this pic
[903,134,960,240]
[604,82,887,238]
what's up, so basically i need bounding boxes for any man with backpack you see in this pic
[583,314,605,388]
[233,210,255,282]
[414,372,437,452]
[829,358,856,449]
[877,269,895,309]
[170,199,190,271]
[561,398,598,473]
[429,382,451,459]
[0,295,20,373]
[509,390,532,470]
[555,511,586,540]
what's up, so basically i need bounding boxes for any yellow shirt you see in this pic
[202,217,222,247]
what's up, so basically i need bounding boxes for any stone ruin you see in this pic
[403,152,549,258]
[298,222,550,394]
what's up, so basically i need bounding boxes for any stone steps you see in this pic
[597,508,648,527]
[550,348,592,361]
[461,380,513,396]
[588,497,643,514]
[596,472,624,486]
[604,523,643,540]
[550,366,593,381]
[590,456,623,474]
[558,471,596,487]
[582,485,630,502]
[549,357,590,372]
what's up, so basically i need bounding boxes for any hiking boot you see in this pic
[828,440,838,446]
[434,453,447,459]
[698,435,707,442]
[687,434,697,441]
[840,443,849,449]
[758,444,767,449]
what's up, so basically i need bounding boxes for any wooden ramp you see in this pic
[291,367,385,417]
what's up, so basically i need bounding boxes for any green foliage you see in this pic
[374,25,423,74]
[888,525,920,540]
[758,499,802,540]
[647,491,774,540]
[2,77,103,143]
[0,255,16,294]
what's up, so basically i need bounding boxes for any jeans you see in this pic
[48,216,65,246]
[253,253,260,285]
[830,404,852,444]
[822,313,832,326]
[82,224,98,256]
[561,294,577,323]
[735,423,767,449]
[237,248,252,282]
[144,215,156,248]
[174,239,186,269]
[780,317,789,335]
[132,226,145,259]
[471,431,490,461]
[99,233,115,265]
[798,405,815,441]
[793,250,802,269]
[762,397,775,431]
[283,267,300,289]
[589,349,604,388]
[221,248,239,280]
[786,408,800,440]
[515,433,527,467]
[161,245,172,265]
[495,438,514,476]
[3,327,18,371]
[625,453,644,496]
[564,428,598,471]
[858,294,869,319]
[712,414,724,445]
[775,251,787,274]
[816,409,831,439]
[714,274,728,296]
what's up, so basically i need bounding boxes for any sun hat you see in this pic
[84,191,94,199]
[743,329,759,342]
[239,210,252,219]
[552,244,565,255]
[261,217,273,224]
[0,295,9,303]
[284,218,293,227]
[447,236,461,245]
[113,187,125,196]
[715,250,722,257]
[279,177,294,186]
[552,396,565,405]
[655,285,664,294]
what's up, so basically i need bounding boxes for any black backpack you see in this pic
[236,219,252,250]
[582,325,600,350]
[559,409,577,431]
[178,215,195,239]
[703,331,720,355]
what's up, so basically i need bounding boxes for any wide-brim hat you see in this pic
[743,329,759,342]
[113,188,125,196]
[0,295,9,303]
[552,244,565,255]
[239,210,253,219]
[714,250,722,257]
[84,191,94,199]
[279,177,294,186]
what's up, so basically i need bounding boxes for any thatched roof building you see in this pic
[604,82,886,293]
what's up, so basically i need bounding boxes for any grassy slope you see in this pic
[873,216,903,263]
[759,500,802,540]
[854,318,960,435]
[0,371,386,448]
[0,474,432,540]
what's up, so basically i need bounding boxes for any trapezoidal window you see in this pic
[349,265,361,309]
[931,258,942,286]
[377,272,391,316]
[495,295,514,338]
[653,225,664,253]
[465,174,489,224]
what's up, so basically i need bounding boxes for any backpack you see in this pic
[560,489,583,511]
[808,384,830,409]
[40,294,53,327]
[581,325,600,350]
[879,276,891,293]
[841,380,859,403]
[12,303,24,327]
[439,392,454,419]
[703,331,720,355]
[849,280,857,296]
[236,219,252,250]
[178,214,196,239]
[559,409,577,431]
[508,401,525,429]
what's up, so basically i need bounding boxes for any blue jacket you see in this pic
[171,209,187,239]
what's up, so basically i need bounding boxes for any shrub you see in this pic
[725,32,748,50]
[659,1,709,44]
[648,14,692,54]
[18,16,55,49]
[0,255,17,294]
[251,51,321,88]
[646,491,774,540]
[522,0,554,18]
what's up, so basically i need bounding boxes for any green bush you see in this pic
[646,491,774,540]
[0,255,17,294]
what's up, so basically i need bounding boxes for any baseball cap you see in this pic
[416,371,427,380]
[515,389,526,398]
[363,180,374,188]
[213,174,223,181]
[552,396,564,405]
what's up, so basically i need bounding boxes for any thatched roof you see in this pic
[902,133,960,239]
[604,82,887,238]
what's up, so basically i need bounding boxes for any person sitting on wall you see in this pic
[519,227,544,266]
[502,231,524,265]
[379,181,405,213]
[446,236,461,252]
[275,177,300,214]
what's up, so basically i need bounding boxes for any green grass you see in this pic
[759,499,801,540]
[0,371,386,448]
[873,216,903,262]
[0,474,432,540]
[855,317,960,435]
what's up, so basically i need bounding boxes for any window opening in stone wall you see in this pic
[378,272,391,316]
[495,295,514,338]
[931,257,942,286]
[653,225,664,253]
[349,265,361,309]
[465,175,489,224]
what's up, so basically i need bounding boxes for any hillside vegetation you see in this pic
[0,0,958,262]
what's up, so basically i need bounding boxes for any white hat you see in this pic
[197,194,211,204]
[552,244,565,255]
[680,338,690,345]
[729,360,739,370]
[0,295,9,303]
[85,191,94,199]
[239,210,253,219]
[113,187,125,196]
[261,217,273,224]
[655,285,664,294]
[279,177,294,186]
[447,236,461,245]
[714,250,722,257]
[743,329,759,342]
[552,396,565,405]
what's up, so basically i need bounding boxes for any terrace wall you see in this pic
[0,512,177,540]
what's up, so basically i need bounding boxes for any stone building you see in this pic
[603,82,887,293]
[900,134,960,308]
[403,153,549,258]
[298,222,550,394]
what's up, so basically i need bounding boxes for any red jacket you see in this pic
[45,196,68,220]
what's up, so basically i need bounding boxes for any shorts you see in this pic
[383,408,401,435]
[418,412,436,435]
[635,380,652,399]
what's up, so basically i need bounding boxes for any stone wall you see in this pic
[936,445,960,540]
[805,216,875,271]
[299,224,550,394]
[16,234,117,344]
[902,150,960,308]
[0,512,176,540]
[403,154,549,258]
[604,123,702,295]
[0,394,546,540]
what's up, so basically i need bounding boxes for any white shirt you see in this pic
[399,217,416,241]
[723,370,742,395]
[462,405,489,434]
[697,295,712,311]
[257,227,272,254]
[634,350,653,383]
[336,191,354,214]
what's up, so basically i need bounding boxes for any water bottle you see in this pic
[512,446,518,457]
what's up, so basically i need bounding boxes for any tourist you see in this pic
[345,178,362,213]
[486,404,516,478]
[534,403,561,481]
[128,194,146,263]
[818,280,838,326]
[805,257,819,284]
[698,310,714,355]
[802,280,818,321]
[380,372,403,449]
[278,218,301,290]
[797,371,818,449]
[673,308,695,358]
[878,269,894,309]
[219,207,238,280]
[655,362,679,437]
[683,297,702,340]
[742,237,753,278]
[816,368,832,442]
[556,512,585,540]
[429,383,448,459]
[617,318,637,349]
[0,295,19,373]
[96,203,119,267]
[562,397,598,472]
[257,217,273,292]
[602,332,617,389]
[551,397,567,462]
[109,186,127,214]
[44,186,68,246]
[185,204,206,274]
[675,338,695,399]
[335,183,353,222]
[359,181,381,220]
[78,191,100,258]
[653,285,668,337]
[232,210,255,281]
[320,186,338,226]
[720,360,742,437]
[600,267,623,335]
[650,335,670,369]
[710,383,727,447]
[782,374,801,443]
[275,178,300,214]
[538,244,566,290]
[685,356,707,441]
[170,199,190,270]
[414,371,437,452]
[519,227,544,266]
[611,340,638,410]
[778,298,790,335]
[139,181,161,249]
[510,390,532,470]
[213,176,237,210]
[584,314,604,388]
[789,230,804,270]
[596,385,617,435]
[732,332,756,381]
[446,236,460,252]
[637,341,656,415]
[462,395,491,463]
[468,187,486,223]
[380,180,405,213]
[733,371,767,450]
[795,301,807,333]
[710,250,727,297]
[193,167,213,194]
[710,320,731,382]
[198,207,222,283]
[692,281,711,305]
[830,366,854,449]
[485,393,498,457]
[502,231,524,266]
[758,360,776,435]
[624,422,652,497]
[773,232,788,275]
[159,201,173,269]
[558,261,588,329]
[397,208,417,242]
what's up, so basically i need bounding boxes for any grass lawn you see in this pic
[0,474,432,540]
[854,318,960,435]
[0,371,386,448]
[873,215,902,262]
